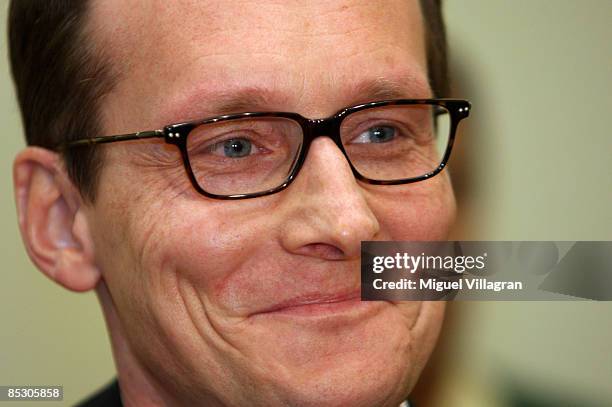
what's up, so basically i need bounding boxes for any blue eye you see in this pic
[353,126,396,144]
[221,138,253,157]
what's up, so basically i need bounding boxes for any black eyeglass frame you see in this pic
[60,98,471,200]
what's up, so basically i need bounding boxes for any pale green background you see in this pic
[1,1,610,406]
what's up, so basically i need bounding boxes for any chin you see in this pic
[275,351,413,407]
[236,303,428,407]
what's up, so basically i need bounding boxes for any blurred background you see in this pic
[1,1,611,406]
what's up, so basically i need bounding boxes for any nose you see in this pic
[278,136,380,260]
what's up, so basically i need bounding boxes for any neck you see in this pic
[96,281,174,407]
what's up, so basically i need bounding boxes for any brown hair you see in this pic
[421,0,449,97]
[8,0,449,202]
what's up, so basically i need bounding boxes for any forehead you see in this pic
[90,0,428,130]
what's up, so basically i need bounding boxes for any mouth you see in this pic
[252,290,386,318]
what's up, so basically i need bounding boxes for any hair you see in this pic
[8,0,449,202]
[421,0,449,98]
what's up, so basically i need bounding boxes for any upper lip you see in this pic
[254,290,361,315]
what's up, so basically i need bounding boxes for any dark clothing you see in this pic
[75,379,412,407]
[75,379,123,407]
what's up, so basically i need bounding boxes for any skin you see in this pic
[14,1,455,406]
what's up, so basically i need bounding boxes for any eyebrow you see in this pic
[350,76,429,103]
[159,87,290,126]
[163,74,430,124]
[212,87,291,115]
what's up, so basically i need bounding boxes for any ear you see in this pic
[13,147,101,292]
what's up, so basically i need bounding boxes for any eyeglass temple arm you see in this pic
[56,129,165,150]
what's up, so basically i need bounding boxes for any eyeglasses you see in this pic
[60,99,470,199]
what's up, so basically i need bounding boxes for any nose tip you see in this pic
[332,214,381,259]
[279,137,381,261]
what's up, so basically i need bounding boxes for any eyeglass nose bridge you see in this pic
[302,116,344,150]
[292,115,362,183]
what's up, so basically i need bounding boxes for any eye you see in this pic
[210,138,256,158]
[352,126,396,144]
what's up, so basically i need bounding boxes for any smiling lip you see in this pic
[253,291,377,317]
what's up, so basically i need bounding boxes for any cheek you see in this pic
[89,191,278,381]
[370,175,456,240]
[96,188,282,327]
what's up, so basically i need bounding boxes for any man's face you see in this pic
[87,0,455,405]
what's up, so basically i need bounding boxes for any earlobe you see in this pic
[13,147,101,292]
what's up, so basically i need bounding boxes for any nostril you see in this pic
[297,243,345,260]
